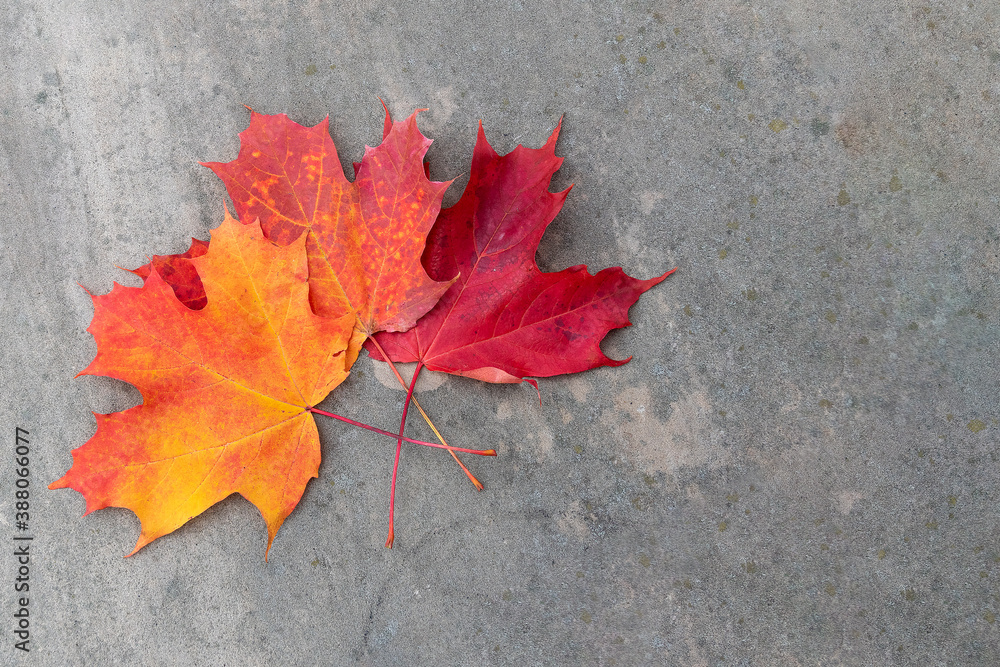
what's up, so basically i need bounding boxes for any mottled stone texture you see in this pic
[2,1,998,664]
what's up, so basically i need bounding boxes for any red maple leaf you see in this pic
[367,120,674,385]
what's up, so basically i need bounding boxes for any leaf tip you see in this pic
[606,355,633,368]
[127,533,154,558]
[549,116,564,145]
[525,378,541,405]
[378,98,393,140]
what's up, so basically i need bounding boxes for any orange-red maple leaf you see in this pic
[50,210,355,558]
[203,107,453,350]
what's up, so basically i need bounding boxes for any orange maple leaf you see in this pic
[50,210,355,558]
[203,108,480,546]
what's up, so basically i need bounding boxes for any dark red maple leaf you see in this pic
[366,120,674,384]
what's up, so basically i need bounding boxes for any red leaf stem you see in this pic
[308,406,495,456]
[385,361,422,548]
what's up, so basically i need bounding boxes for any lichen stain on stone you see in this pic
[889,173,903,192]
[768,119,788,133]
[606,386,726,474]
[835,120,868,154]
[810,118,830,136]
[837,188,851,206]
[967,419,986,433]
[304,63,317,75]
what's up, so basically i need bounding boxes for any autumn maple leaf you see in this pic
[203,106,453,361]
[50,211,356,558]
[134,107,452,361]
[367,120,674,385]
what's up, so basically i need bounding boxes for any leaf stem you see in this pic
[410,389,484,491]
[386,361,422,549]
[308,407,495,456]
[366,336,486,490]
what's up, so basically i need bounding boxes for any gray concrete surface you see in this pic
[2,1,999,664]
